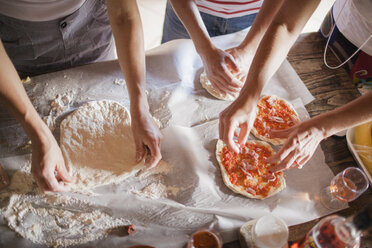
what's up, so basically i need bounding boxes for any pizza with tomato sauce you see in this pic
[252,95,300,146]
[216,139,286,199]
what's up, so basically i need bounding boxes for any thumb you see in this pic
[238,123,250,146]
[135,141,146,164]
[56,160,72,182]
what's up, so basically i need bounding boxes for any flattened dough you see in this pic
[60,100,145,192]
[216,139,286,199]
[252,95,300,146]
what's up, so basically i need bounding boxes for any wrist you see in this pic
[238,36,260,55]
[130,97,150,119]
[196,40,216,60]
[24,115,54,146]
[305,115,330,140]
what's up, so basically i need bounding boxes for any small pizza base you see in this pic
[200,71,236,101]
[252,95,300,146]
[216,139,286,199]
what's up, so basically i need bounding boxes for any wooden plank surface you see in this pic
[224,32,372,247]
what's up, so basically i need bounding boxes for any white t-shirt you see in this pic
[195,0,263,19]
[0,0,86,22]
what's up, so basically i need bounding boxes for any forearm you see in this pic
[169,0,214,56]
[239,0,285,52]
[312,91,372,138]
[107,0,148,114]
[0,41,50,143]
[239,0,320,105]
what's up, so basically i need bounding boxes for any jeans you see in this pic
[162,1,258,43]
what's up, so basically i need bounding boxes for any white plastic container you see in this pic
[239,214,288,248]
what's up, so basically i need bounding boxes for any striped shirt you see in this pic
[196,0,263,19]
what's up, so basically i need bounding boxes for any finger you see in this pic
[219,68,242,89]
[269,150,298,173]
[42,169,70,192]
[223,120,239,153]
[144,141,162,169]
[225,53,239,73]
[135,141,146,163]
[235,71,247,83]
[237,122,249,146]
[266,139,296,164]
[212,76,241,93]
[268,162,287,173]
[297,155,311,169]
[56,160,72,182]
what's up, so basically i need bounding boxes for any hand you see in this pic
[219,97,257,153]
[131,110,163,169]
[200,47,243,97]
[31,133,72,193]
[225,46,255,82]
[267,121,326,172]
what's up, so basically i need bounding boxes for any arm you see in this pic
[169,0,284,95]
[226,0,285,80]
[0,41,71,192]
[219,0,321,152]
[169,0,242,96]
[268,91,372,172]
[106,0,162,168]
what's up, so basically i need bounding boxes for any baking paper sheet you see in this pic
[0,29,341,247]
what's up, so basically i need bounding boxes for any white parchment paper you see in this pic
[0,29,341,248]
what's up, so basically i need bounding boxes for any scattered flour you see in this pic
[113,78,125,86]
[43,91,75,131]
[3,194,130,247]
[137,160,171,178]
[140,182,167,199]
[60,100,146,193]
[0,157,131,247]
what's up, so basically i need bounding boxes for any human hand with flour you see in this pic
[131,108,163,169]
[0,41,72,193]
[31,132,72,192]
[107,0,163,170]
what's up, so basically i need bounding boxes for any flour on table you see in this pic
[43,91,75,131]
[60,100,146,193]
[140,182,167,199]
[137,160,171,178]
[3,194,130,247]
[113,78,125,86]
[0,156,131,247]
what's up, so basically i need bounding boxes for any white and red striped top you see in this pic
[195,0,263,19]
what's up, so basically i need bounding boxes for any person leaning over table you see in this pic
[162,0,286,98]
[216,0,372,172]
[0,0,162,192]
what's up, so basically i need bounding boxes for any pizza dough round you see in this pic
[216,139,286,199]
[200,70,237,101]
[60,100,145,192]
[251,95,300,146]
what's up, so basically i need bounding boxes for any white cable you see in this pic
[323,1,372,70]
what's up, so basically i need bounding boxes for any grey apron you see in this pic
[0,0,115,78]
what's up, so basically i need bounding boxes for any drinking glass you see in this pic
[320,167,369,210]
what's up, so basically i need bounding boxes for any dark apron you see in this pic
[0,0,115,78]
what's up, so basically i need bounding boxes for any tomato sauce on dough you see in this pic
[254,96,299,137]
[220,142,282,198]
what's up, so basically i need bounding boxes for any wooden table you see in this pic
[224,32,372,247]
